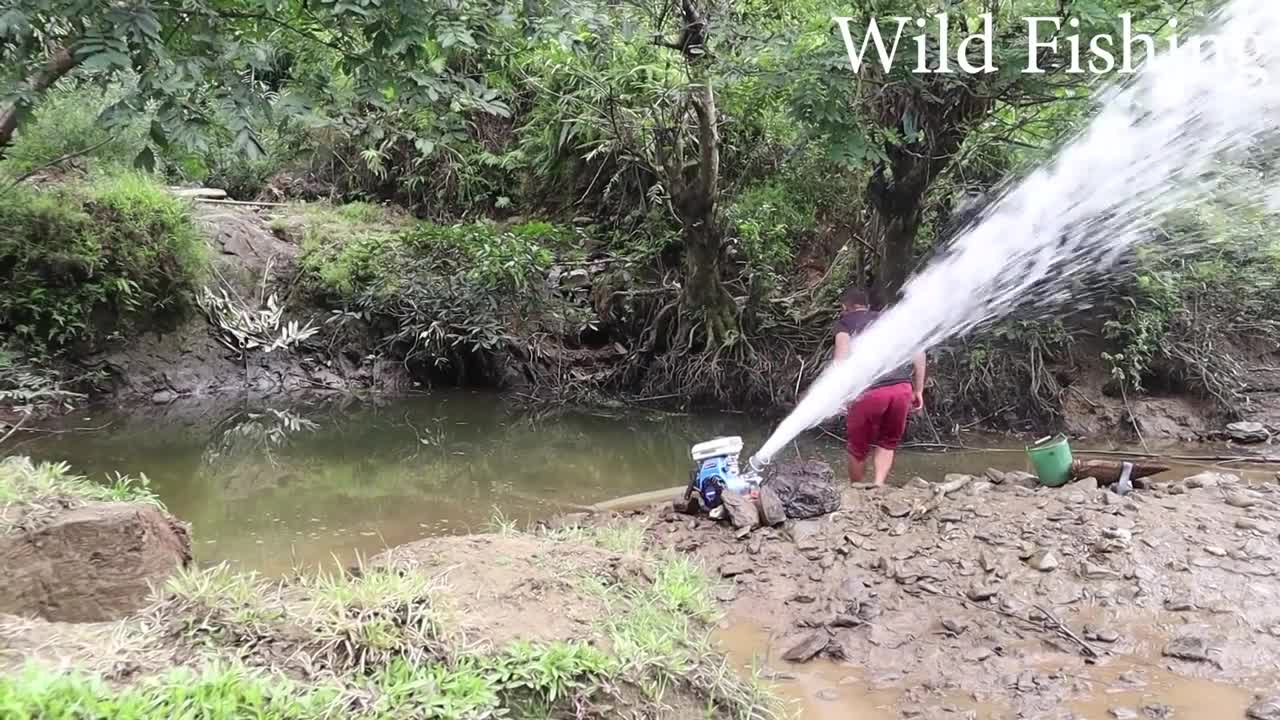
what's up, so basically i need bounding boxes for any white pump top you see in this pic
[691,436,743,462]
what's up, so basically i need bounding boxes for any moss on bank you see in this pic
[0,461,778,720]
[0,173,207,355]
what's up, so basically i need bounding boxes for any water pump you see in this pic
[686,436,755,513]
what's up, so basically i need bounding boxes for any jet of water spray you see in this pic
[752,0,1280,467]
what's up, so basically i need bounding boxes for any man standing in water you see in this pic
[834,287,926,486]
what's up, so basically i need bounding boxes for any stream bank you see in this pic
[604,459,1280,719]
[0,455,779,719]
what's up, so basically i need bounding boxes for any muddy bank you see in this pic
[0,501,191,622]
[87,203,414,403]
[614,460,1280,718]
[0,515,775,719]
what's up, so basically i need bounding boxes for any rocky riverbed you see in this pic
[616,462,1280,719]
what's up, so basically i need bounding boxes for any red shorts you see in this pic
[846,382,912,461]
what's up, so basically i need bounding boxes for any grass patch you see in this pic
[0,172,207,354]
[0,456,160,530]
[0,662,344,720]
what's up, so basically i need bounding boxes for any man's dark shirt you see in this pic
[835,309,914,389]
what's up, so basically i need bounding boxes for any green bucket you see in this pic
[1026,434,1073,487]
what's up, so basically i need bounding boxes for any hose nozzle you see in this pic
[748,453,767,473]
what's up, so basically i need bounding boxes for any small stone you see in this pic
[1162,635,1215,663]
[714,586,739,602]
[963,646,993,662]
[968,480,993,495]
[1074,477,1100,492]
[1142,703,1173,720]
[985,468,1008,484]
[1167,484,1187,496]
[1163,598,1196,612]
[782,631,830,662]
[719,558,754,577]
[1186,472,1239,489]
[1247,696,1280,720]
[1225,491,1261,509]
[1081,561,1122,580]
[1227,421,1270,444]
[1205,546,1228,557]
[881,501,912,518]
[150,390,175,404]
[1084,625,1121,643]
[907,476,931,490]
[1028,550,1059,572]
[941,618,968,635]
[815,689,840,702]
[1005,471,1039,488]
[1237,518,1274,533]
[1109,708,1139,720]
[966,584,999,601]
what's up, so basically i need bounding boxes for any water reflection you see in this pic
[25,393,771,574]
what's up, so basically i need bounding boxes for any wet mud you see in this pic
[630,461,1280,718]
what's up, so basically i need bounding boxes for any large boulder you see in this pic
[0,502,192,622]
[1226,421,1270,444]
[763,460,841,519]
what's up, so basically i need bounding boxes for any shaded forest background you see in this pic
[3,0,1279,437]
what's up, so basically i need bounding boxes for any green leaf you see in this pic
[134,146,156,172]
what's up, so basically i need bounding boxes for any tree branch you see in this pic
[0,46,80,153]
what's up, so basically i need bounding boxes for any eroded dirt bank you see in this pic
[613,461,1280,719]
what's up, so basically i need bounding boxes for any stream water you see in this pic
[19,392,1044,575]
[20,393,1275,717]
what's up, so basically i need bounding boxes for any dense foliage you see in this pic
[3,0,1279,420]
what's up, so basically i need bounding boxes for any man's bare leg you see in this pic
[848,453,866,484]
[870,446,895,487]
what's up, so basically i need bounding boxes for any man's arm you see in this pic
[911,351,927,409]
[834,332,851,361]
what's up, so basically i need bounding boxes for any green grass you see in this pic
[0,456,159,508]
[0,663,344,720]
[0,172,207,354]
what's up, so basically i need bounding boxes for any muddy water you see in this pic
[20,393,1265,577]
[719,615,1256,720]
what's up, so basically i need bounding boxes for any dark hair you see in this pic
[840,287,870,308]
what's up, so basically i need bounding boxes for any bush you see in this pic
[0,172,207,354]
[0,84,146,178]
[726,180,816,275]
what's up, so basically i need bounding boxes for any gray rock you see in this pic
[907,476,931,490]
[782,630,830,662]
[757,485,787,527]
[1028,550,1059,572]
[766,460,842,519]
[714,585,739,602]
[1141,703,1173,720]
[1227,421,1270,444]
[963,646,993,662]
[1186,471,1239,489]
[985,468,1008,485]
[1237,518,1274,533]
[967,583,1000,601]
[1005,471,1039,488]
[968,480,994,495]
[150,390,175,404]
[880,501,912,518]
[1225,491,1261,509]
[721,490,760,529]
[1204,545,1227,557]
[1247,697,1280,720]
[719,558,754,578]
[1109,708,1139,720]
[1162,635,1215,663]
[815,689,840,702]
[789,520,827,551]
[1084,625,1121,643]
[1075,477,1100,492]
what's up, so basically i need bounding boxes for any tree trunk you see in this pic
[869,203,922,305]
[0,47,79,155]
[683,210,737,346]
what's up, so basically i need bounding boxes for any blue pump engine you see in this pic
[685,436,746,511]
